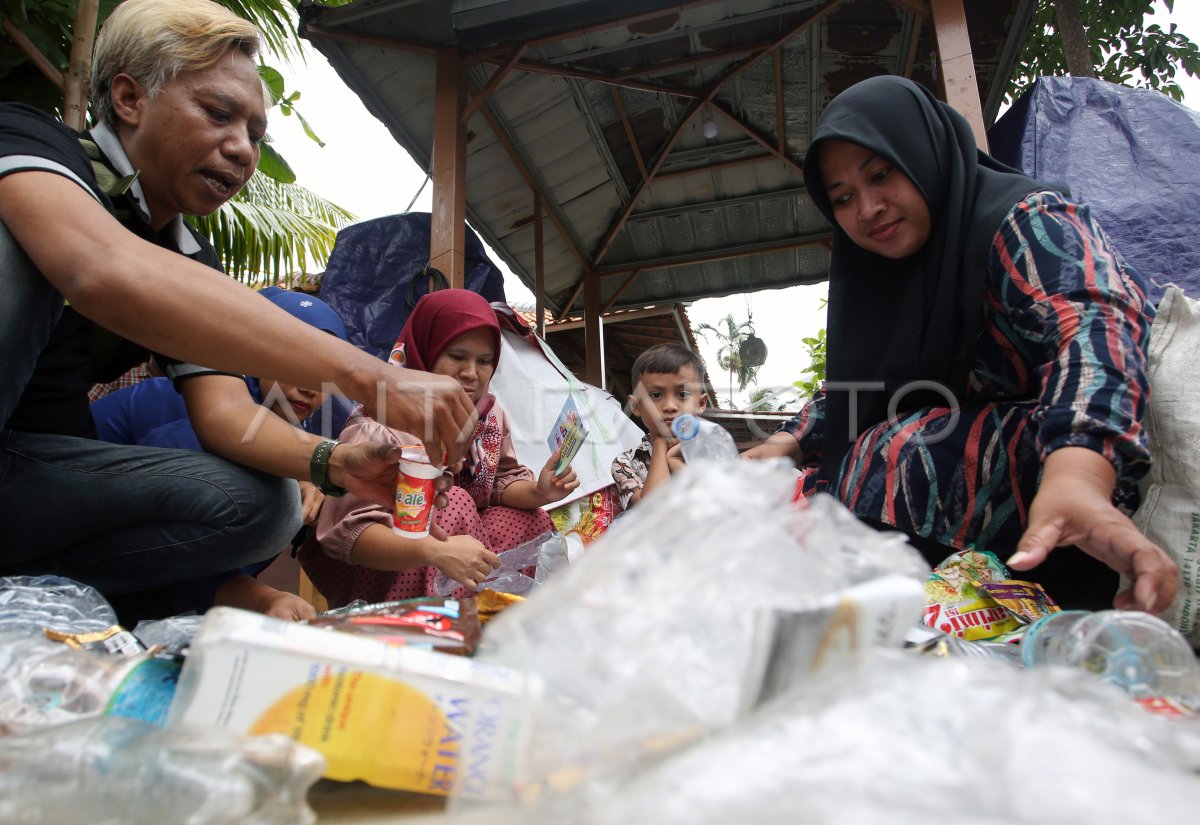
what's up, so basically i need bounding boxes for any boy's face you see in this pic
[631,364,707,439]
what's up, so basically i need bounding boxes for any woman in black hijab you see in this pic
[746,75,1175,613]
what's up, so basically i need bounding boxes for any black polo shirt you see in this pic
[0,103,222,437]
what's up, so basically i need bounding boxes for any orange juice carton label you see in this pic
[168,608,535,800]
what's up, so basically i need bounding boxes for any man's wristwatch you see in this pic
[310,439,347,496]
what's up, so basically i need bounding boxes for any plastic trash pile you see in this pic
[1,451,1199,824]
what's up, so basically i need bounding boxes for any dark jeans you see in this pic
[0,430,301,595]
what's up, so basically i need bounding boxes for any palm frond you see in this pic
[186,174,356,284]
[216,0,303,64]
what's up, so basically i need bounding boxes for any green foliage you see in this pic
[186,172,355,284]
[791,298,827,400]
[1010,0,1200,102]
[746,385,798,413]
[696,313,760,407]
[792,327,826,400]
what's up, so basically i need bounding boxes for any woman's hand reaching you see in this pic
[428,533,500,591]
[1009,447,1177,613]
[740,431,802,465]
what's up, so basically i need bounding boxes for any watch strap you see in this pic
[310,439,347,496]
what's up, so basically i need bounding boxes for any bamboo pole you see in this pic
[63,0,100,130]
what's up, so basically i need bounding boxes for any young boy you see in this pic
[611,343,708,509]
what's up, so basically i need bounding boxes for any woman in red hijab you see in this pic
[300,289,578,608]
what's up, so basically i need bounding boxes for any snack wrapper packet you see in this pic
[978,580,1060,625]
[476,589,526,625]
[921,548,1021,641]
[549,485,620,547]
[306,597,481,656]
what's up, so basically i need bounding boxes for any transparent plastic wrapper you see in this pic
[905,624,1024,664]
[555,650,1200,825]
[0,575,118,635]
[789,490,930,587]
[133,614,205,654]
[465,459,929,812]
[431,531,568,597]
[0,632,180,735]
[1022,610,1200,701]
[0,715,324,825]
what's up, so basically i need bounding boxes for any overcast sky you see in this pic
[267,0,1200,408]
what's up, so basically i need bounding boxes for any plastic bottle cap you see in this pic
[672,415,699,440]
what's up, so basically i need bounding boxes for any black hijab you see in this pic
[802,75,1059,478]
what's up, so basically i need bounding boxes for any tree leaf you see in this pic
[256,141,296,184]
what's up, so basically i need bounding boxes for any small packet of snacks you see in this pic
[306,597,481,656]
[922,548,1023,641]
[977,580,1060,625]
[43,624,146,656]
[475,589,526,625]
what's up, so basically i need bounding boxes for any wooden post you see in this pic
[430,48,467,288]
[533,191,546,339]
[583,272,604,387]
[929,0,988,151]
[63,0,99,131]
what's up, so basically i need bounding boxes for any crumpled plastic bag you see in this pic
[0,715,325,825]
[465,458,928,811]
[432,531,570,597]
[0,575,118,636]
[575,651,1200,825]
[132,614,205,655]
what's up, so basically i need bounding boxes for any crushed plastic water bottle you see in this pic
[0,632,180,735]
[1021,609,1200,701]
[431,531,568,597]
[0,716,325,825]
[671,414,738,462]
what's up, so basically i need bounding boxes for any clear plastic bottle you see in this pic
[0,632,179,735]
[671,413,738,462]
[1021,609,1200,700]
[0,715,325,825]
[430,530,566,596]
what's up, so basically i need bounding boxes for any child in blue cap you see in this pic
[92,287,351,621]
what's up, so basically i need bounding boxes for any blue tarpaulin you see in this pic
[318,212,508,360]
[989,76,1200,301]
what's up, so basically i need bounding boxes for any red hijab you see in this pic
[390,290,502,411]
[390,290,507,506]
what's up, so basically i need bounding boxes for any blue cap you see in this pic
[258,286,348,341]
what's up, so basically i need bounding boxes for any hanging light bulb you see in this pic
[702,116,718,139]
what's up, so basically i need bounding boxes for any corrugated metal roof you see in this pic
[301,0,1034,314]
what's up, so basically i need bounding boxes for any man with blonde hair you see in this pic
[0,0,476,617]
